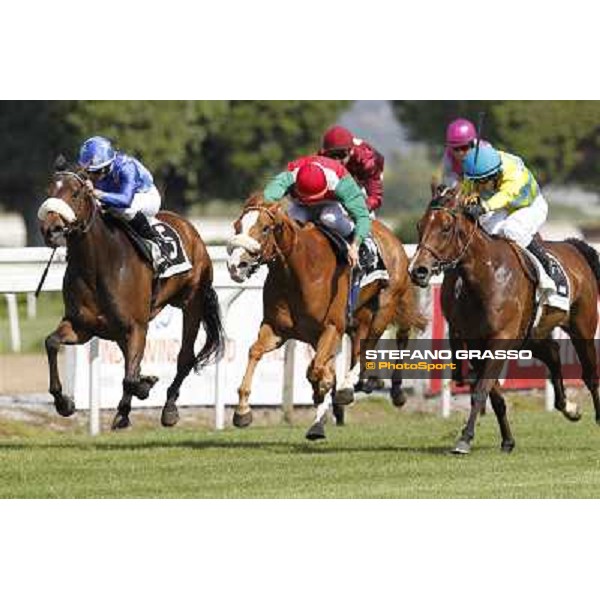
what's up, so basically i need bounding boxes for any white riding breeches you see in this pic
[121,185,162,220]
[288,200,355,238]
[479,194,548,248]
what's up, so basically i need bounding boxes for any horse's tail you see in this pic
[194,282,225,371]
[565,238,600,292]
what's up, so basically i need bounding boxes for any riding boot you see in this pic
[346,268,361,328]
[128,212,173,273]
[526,238,568,296]
[358,236,377,271]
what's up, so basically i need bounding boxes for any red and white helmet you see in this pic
[446,118,477,147]
[295,163,328,201]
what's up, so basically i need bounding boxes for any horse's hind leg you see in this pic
[306,325,340,441]
[570,336,600,423]
[527,338,580,421]
[161,296,205,427]
[45,319,91,417]
[233,323,283,428]
[112,325,149,430]
[336,308,372,409]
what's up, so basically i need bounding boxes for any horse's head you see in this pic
[409,187,477,288]
[38,162,95,248]
[227,192,286,282]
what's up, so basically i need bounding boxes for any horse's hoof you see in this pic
[361,379,377,394]
[354,380,364,393]
[390,387,408,408]
[334,388,355,406]
[55,395,76,417]
[501,440,516,453]
[561,407,582,422]
[135,376,159,400]
[111,413,131,430]
[332,404,345,426]
[451,439,471,455]
[161,405,179,427]
[305,422,326,441]
[233,411,253,428]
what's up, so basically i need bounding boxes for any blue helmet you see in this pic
[78,136,116,171]
[462,145,502,180]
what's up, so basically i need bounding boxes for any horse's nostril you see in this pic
[239,261,248,269]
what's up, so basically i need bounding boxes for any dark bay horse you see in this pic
[38,169,224,429]
[227,193,425,440]
[409,188,600,454]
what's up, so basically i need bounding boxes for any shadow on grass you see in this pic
[0,436,464,456]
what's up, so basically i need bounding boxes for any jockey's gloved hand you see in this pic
[464,203,486,221]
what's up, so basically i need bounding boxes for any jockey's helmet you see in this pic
[322,126,354,153]
[295,163,328,201]
[462,146,502,180]
[446,118,477,148]
[78,136,116,172]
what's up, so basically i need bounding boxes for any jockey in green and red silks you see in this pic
[263,154,371,270]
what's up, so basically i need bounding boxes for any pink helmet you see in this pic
[446,118,477,147]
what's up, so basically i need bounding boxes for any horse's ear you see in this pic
[54,154,68,172]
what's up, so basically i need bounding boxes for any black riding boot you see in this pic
[128,212,173,272]
[526,238,568,295]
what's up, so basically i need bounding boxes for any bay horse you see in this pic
[409,187,600,454]
[227,193,425,440]
[38,168,224,429]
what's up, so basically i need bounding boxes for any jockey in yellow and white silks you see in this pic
[461,145,568,303]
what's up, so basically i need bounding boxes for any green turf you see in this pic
[1,402,600,498]
[0,292,63,353]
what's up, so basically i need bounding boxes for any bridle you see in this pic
[233,204,295,271]
[52,171,99,236]
[417,204,479,274]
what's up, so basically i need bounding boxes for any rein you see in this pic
[418,206,478,274]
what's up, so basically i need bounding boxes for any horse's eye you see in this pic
[262,226,270,234]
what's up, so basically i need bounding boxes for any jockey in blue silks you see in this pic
[78,136,172,270]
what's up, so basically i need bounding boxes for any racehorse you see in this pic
[38,167,224,429]
[409,187,600,454]
[227,192,425,440]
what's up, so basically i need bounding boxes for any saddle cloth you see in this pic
[147,217,192,279]
[314,223,389,287]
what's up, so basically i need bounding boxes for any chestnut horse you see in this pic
[38,169,224,429]
[227,193,425,440]
[410,187,600,454]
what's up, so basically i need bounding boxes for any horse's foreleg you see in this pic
[305,325,341,441]
[390,325,410,408]
[112,325,148,430]
[453,357,508,455]
[233,323,282,428]
[489,384,515,453]
[45,319,91,417]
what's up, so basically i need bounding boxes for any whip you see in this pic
[35,248,57,298]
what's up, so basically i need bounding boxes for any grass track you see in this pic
[1,400,600,498]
